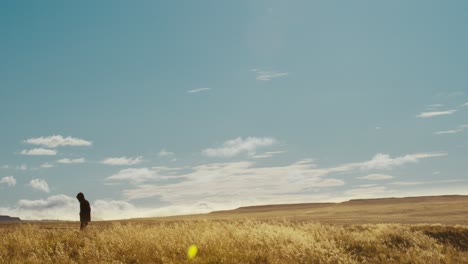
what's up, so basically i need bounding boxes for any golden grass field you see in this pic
[1,195,468,263]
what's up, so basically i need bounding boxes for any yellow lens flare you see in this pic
[187,244,198,259]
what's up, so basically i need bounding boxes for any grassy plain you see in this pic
[1,195,468,263]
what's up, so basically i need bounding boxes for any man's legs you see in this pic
[80,221,89,230]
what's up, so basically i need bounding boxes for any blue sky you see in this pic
[1,1,467,220]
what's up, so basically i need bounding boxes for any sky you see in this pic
[1,0,468,220]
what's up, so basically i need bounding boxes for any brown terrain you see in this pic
[134,195,468,225]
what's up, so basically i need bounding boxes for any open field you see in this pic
[1,195,468,263]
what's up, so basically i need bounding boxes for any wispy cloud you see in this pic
[116,161,345,201]
[159,149,175,157]
[0,176,16,187]
[1,165,9,169]
[251,69,288,81]
[57,158,85,164]
[29,179,50,193]
[25,135,92,148]
[187,88,211,94]
[358,152,447,170]
[252,151,285,159]
[107,168,158,184]
[40,163,54,168]
[390,179,463,186]
[151,166,185,172]
[101,156,143,166]
[359,184,379,188]
[416,110,457,118]
[435,91,464,98]
[16,165,27,171]
[463,102,468,106]
[113,151,445,203]
[434,129,462,135]
[357,174,394,180]
[21,148,57,156]
[428,104,444,108]
[202,137,276,158]
[107,166,185,184]
[434,124,468,135]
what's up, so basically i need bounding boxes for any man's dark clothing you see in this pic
[76,192,91,230]
[80,199,91,222]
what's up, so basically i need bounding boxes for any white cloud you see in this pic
[25,135,92,148]
[40,163,54,168]
[159,149,174,157]
[101,156,143,166]
[107,168,157,183]
[107,166,186,184]
[0,195,76,220]
[434,124,468,135]
[151,166,185,171]
[0,165,9,169]
[251,69,289,81]
[434,129,463,135]
[0,176,16,187]
[29,179,50,193]
[463,102,468,106]
[21,148,57,156]
[111,160,345,202]
[17,195,73,210]
[187,88,211,94]
[202,137,276,158]
[358,152,447,170]
[57,158,85,164]
[357,174,394,180]
[428,104,443,108]
[117,151,444,202]
[416,110,457,118]
[294,159,316,165]
[252,151,285,159]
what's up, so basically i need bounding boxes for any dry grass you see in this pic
[2,196,468,263]
[1,219,468,263]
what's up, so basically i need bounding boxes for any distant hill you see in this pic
[129,195,468,225]
[0,215,21,222]
[215,195,468,213]
[205,195,468,224]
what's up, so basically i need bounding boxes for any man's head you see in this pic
[76,192,85,202]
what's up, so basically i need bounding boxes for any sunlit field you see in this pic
[1,219,467,264]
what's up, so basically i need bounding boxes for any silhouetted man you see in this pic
[76,192,91,230]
